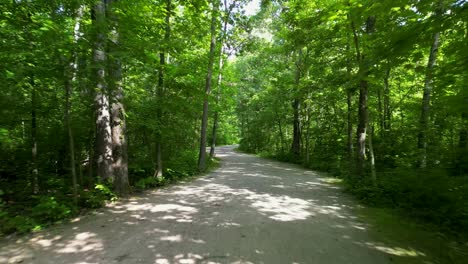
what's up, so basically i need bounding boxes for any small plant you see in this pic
[31,196,72,223]
[79,183,117,208]
[135,176,167,190]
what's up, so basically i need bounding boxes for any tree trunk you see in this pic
[198,0,218,171]
[345,33,354,165]
[30,76,39,194]
[65,77,78,204]
[353,16,375,176]
[304,104,312,165]
[93,0,113,181]
[275,110,285,153]
[108,0,129,196]
[110,69,129,196]
[418,31,440,168]
[347,89,353,161]
[64,5,84,205]
[356,78,369,174]
[154,0,171,177]
[368,121,377,187]
[383,65,391,131]
[210,0,232,158]
[209,47,224,158]
[291,49,302,157]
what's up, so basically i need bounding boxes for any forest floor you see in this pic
[0,146,446,264]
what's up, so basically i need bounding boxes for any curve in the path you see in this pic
[1,146,404,264]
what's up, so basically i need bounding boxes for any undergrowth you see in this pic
[0,150,219,236]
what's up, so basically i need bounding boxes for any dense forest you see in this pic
[0,0,467,244]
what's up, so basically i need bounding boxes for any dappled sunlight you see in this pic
[55,232,103,253]
[160,235,183,242]
[360,242,427,257]
[0,146,426,263]
[247,193,313,221]
[296,181,340,190]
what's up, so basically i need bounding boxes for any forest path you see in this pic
[1,146,393,264]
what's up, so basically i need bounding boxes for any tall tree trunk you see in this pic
[383,65,391,131]
[93,0,113,181]
[275,110,285,153]
[418,32,440,168]
[368,121,377,187]
[64,5,84,205]
[198,0,218,171]
[154,0,171,177]
[210,0,232,158]
[30,76,39,194]
[108,0,129,195]
[377,86,383,137]
[347,89,353,161]
[65,77,78,204]
[209,47,224,158]
[291,49,302,157]
[345,32,354,165]
[304,104,312,165]
[110,66,129,196]
[353,16,375,176]
[458,111,468,175]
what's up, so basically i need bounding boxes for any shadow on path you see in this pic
[0,146,427,264]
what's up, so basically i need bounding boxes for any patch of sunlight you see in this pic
[160,235,182,242]
[220,169,242,174]
[271,184,290,189]
[319,178,343,184]
[173,253,203,264]
[249,194,313,221]
[190,238,206,244]
[55,232,103,253]
[352,224,367,231]
[243,172,282,179]
[365,242,426,257]
[30,235,62,248]
[123,202,198,215]
[0,247,34,264]
[217,222,241,227]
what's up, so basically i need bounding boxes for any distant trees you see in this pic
[236,0,468,177]
[0,0,243,221]
[234,0,468,235]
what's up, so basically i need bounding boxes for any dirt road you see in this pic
[0,146,392,264]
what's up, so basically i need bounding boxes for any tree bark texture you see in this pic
[108,0,129,195]
[31,76,39,194]
[291,49,302,157]
[354,16,375,176]
[155,0,171,177]
[418,31,440,168]
[93,0,113,181]
[198,0,218,171]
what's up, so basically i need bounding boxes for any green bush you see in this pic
[135,176,167,190]
[346,169,468,238]
[79,183,116,209]
[31,196,73,223]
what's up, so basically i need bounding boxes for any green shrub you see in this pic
[346,169,468,238]
[31,196,73,223]
[2,215,39,234]
[79,183,116,208]
[135,176,167,190]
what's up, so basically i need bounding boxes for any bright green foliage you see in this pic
[233,0,468,238]
[0,0,241,235]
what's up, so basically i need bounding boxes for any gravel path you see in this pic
[0,146,392,264]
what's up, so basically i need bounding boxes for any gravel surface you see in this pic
[0,145,392,264]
